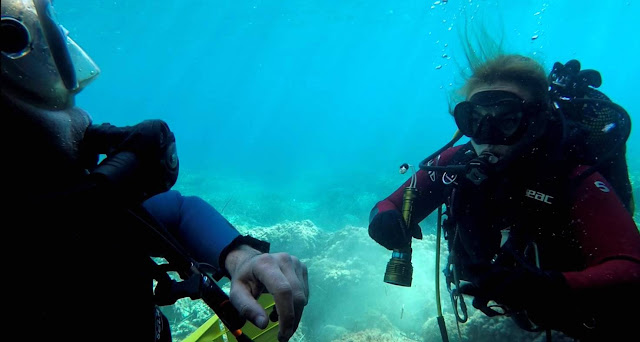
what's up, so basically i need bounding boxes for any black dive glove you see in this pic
[368,209,422,250]
[84,120,179,202]
[548,59,602,99]
[458,262,570,322]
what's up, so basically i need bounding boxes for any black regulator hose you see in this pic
[418,130,464,172]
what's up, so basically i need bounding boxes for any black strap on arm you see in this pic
[126,205,257,342]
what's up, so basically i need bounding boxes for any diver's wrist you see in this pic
[221,235,271,279]
[224,244,263,278]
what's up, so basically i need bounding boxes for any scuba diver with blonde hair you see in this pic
[2,1,308,341]
[368,45,640,340]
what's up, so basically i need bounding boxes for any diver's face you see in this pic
[1,0,100,110]
[3,0,97,182]
[466,82,532,158]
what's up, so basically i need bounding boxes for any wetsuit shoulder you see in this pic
[563,166,640,289]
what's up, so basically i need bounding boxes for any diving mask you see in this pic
[1,0,100,110]
[454,90,538,145]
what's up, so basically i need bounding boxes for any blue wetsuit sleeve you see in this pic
[142,190,240,271]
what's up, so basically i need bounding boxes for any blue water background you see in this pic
[56,0,639,230]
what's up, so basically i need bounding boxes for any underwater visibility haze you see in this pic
[54,0,639,341]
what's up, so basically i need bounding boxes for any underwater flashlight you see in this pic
[384,246,413,287]
[384,183,418,287]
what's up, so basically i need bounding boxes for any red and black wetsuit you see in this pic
[371,142,640,340]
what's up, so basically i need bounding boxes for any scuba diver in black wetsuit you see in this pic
[2,1,308,341]
[368,53,640,342]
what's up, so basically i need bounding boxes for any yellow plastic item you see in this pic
[182,294,279,342]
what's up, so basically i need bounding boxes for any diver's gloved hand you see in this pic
[368,209,422,250]
[458,263,569,316]
[86,120,179,201]
[548,59,602,99]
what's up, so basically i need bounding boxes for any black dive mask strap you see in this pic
[35,0,77,90]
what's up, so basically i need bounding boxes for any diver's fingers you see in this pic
[250,253,296,341]
[277,254,308,335]
[295,256,310,302]
[228,280,269,329]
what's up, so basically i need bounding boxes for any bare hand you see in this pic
[225,245,309,342]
